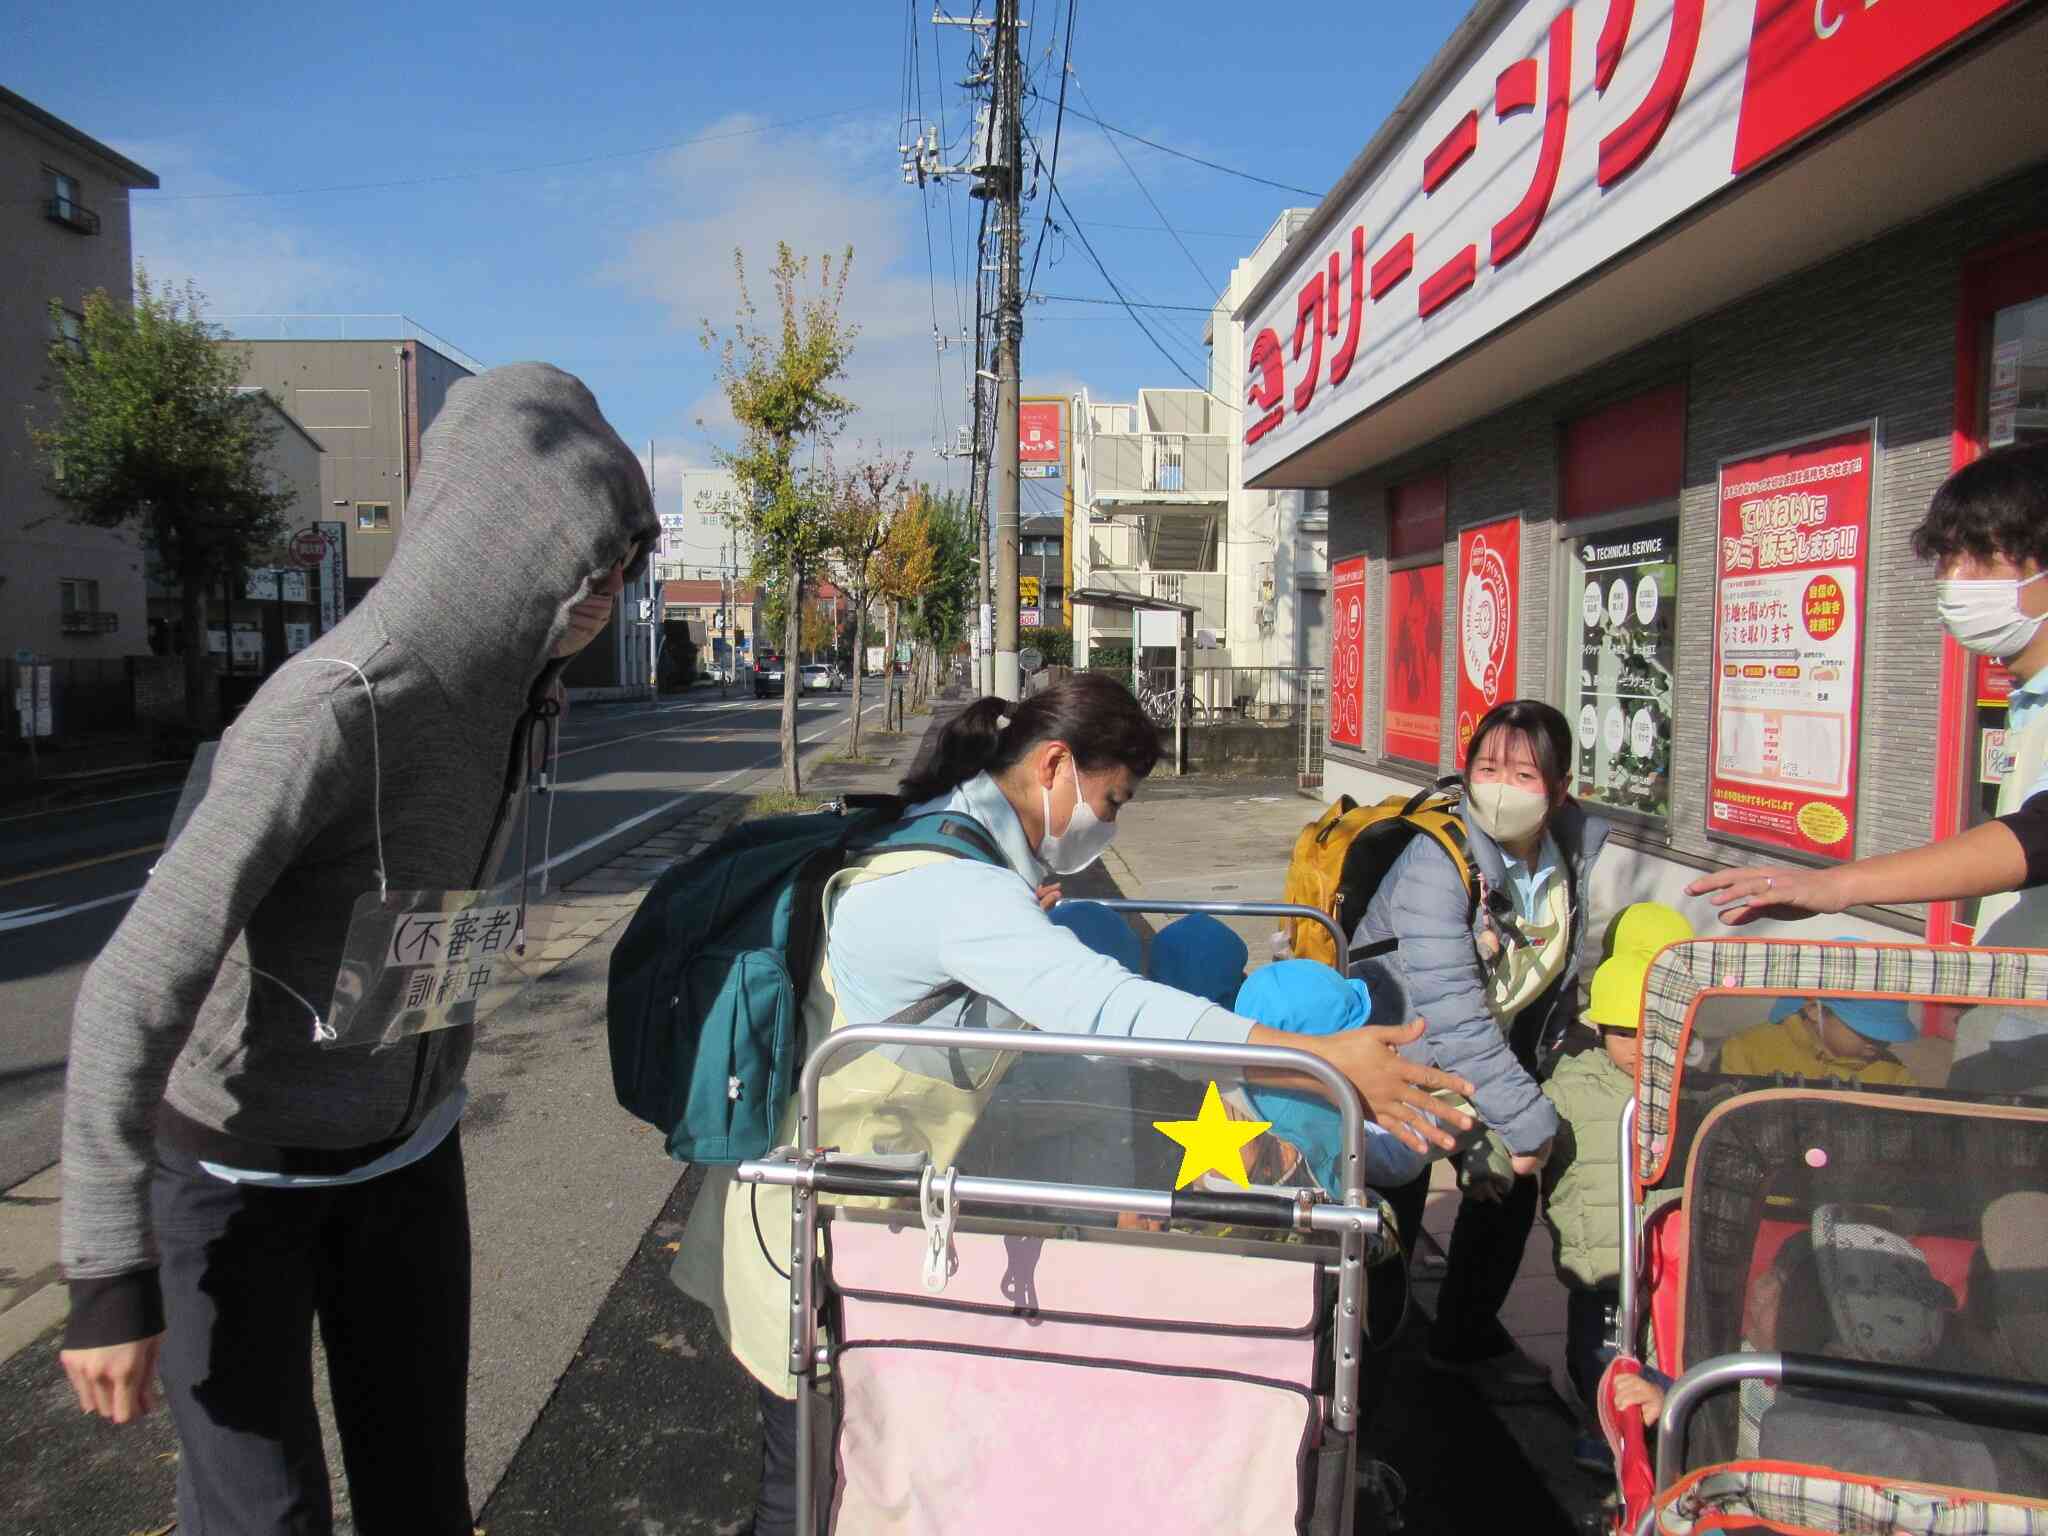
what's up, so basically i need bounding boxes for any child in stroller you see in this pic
[1718,987,1918,1086]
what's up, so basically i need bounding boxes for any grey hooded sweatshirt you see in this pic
[60,363,657,1346]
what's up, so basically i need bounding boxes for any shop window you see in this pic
[1558,386,1685,822]
[1384,472,1446,766]
[356,501,391,531]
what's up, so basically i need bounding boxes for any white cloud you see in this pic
[599,113,973,484]
[115,140,366,319]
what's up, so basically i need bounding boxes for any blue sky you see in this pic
[10,1,1457,510]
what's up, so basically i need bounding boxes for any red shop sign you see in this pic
[1330,556,1367,750]
[1706,426,1874,860]
[1732,0,2021,174]
[1385,563,1445,766]
[1020,401,1062,464]
[1455,518,1521,768]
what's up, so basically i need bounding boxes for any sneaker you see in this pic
[1572,1433,1615,1476]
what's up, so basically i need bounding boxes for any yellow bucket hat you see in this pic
[1586,903,1695,1032]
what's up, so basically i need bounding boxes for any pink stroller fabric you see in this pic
[826,1218,1329,1535]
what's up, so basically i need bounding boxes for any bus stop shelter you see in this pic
[1067,586,1196,777]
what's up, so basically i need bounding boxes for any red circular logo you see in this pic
[1802,574,1844,640]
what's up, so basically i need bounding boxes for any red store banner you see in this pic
[1020,402,1062,465]
[1733,0,2021,174]
[1707,426,1874,859]
[1329,556,1366,749]
[1384,563,1445,765]
[1455,517,1520,767]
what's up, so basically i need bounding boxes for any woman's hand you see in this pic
[1292,1019,1476,1155]
[60,1336,163,1424]
[1033,882,1062,913]
[1686,865,1844,926]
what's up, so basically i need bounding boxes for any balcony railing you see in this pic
[1078,570,1227,634]
[1088,431,1229,499]
[60,609,119,635]
[45,197,100,234]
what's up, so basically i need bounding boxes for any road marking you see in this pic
[0,700,889,930]
[553,699,840,762]
[0,843,165,889]
[0,786,182,826]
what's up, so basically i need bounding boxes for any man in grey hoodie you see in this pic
[57,363,659,1535]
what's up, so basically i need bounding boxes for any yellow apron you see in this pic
[671,848,1016,1398]
[1975,700,2048,947]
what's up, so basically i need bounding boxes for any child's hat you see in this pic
[1150,913,1250,1008]
[1767,992,1915,1043]
[1233,958,1371,1036]
[1609,902,1694,961]
[1048,900,1141,972]
[1586,904,1694,1031]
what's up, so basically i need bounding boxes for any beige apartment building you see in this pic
[0,86,158,664]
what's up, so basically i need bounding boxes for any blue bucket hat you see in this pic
[1768,992,1916,1044]
[1048,900,1141,972]
[1234,960,1426,1192]
[1149,913,1250,1007]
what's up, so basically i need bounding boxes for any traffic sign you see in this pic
[290,528,330,568]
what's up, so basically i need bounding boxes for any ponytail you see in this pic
[898,672,1162,803]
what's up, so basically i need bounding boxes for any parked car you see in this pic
[753,656,785,698]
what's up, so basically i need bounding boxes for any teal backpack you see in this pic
[606,794,1006,1164]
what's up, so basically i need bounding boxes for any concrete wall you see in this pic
[0,100,151,663]
[1321,163,2048,938]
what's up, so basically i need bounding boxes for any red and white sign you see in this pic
[1020,401,1062,466]
[1733,0,2021,173]
[1455,517,1520,767]
[1707,427,1873,860]
[1329,556,1366,749]
[290,528,329,568]
[1240,0,2013,483]
[1385,564,1445,765]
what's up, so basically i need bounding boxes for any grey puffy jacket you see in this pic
[1351,798,1609,1156]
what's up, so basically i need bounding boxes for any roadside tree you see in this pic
[828,447,912,759]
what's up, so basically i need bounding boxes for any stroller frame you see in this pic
[737,898,1378,1535]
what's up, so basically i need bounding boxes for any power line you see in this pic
[1042,101,1324,199]
[1073,217,1260,240]
[1023,0,1077,297]
[1067,69,1215,300]
[133,104,879,202]
[1033,292,1217,313]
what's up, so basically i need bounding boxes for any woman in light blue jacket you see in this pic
[1351,699,1610,1394]
[681,672,1475,1536]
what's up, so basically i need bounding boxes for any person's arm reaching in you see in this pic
[1688,814,2033,925]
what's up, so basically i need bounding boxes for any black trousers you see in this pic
[754,1383,801,1536]
[1383,1160,1540,1363]
[151,1126,473,1536]
[1565,1285,1617,1415]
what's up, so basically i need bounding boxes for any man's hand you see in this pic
[1687,865,1843,926]
[1295,1019,1476,1155]
[61,1336,164,1425]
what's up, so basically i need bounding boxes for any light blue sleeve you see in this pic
[828,859,1253,1046]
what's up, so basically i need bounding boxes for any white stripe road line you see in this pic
[0,700,890,932]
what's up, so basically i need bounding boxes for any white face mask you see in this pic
[1936,572,2048,658]
[1038,756,1118,875]
[1465,780,1550,844]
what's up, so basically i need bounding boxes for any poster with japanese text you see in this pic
[1707,427,1873,858]
[1455,518,1520,767]
[1329,556,1366,749]
[1384,564,1444,764]
[1569,520,1678,819]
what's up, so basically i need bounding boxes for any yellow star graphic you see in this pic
[1153,1081,1271,1190]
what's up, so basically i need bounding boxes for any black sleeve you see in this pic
[1996,789,2048,889]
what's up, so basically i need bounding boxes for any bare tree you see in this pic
[828,446,912,759]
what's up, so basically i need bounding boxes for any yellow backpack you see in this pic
[1282,783,1477,969]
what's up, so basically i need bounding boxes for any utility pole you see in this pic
[988,0,1023,702]
[918,2,1025,699]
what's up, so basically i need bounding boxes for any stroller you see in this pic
[1603,936,2048,1535]
[736,899,1393,1536]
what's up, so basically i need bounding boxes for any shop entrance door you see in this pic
[1933,238,2048,942]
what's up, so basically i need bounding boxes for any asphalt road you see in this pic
[0,684,876,1194]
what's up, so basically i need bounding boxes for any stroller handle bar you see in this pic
[1061,897,1349,969]
[798,1025,1369,1201]
[1652,1351,2048,1493]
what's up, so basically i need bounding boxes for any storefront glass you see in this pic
[1564,518,1679,820]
